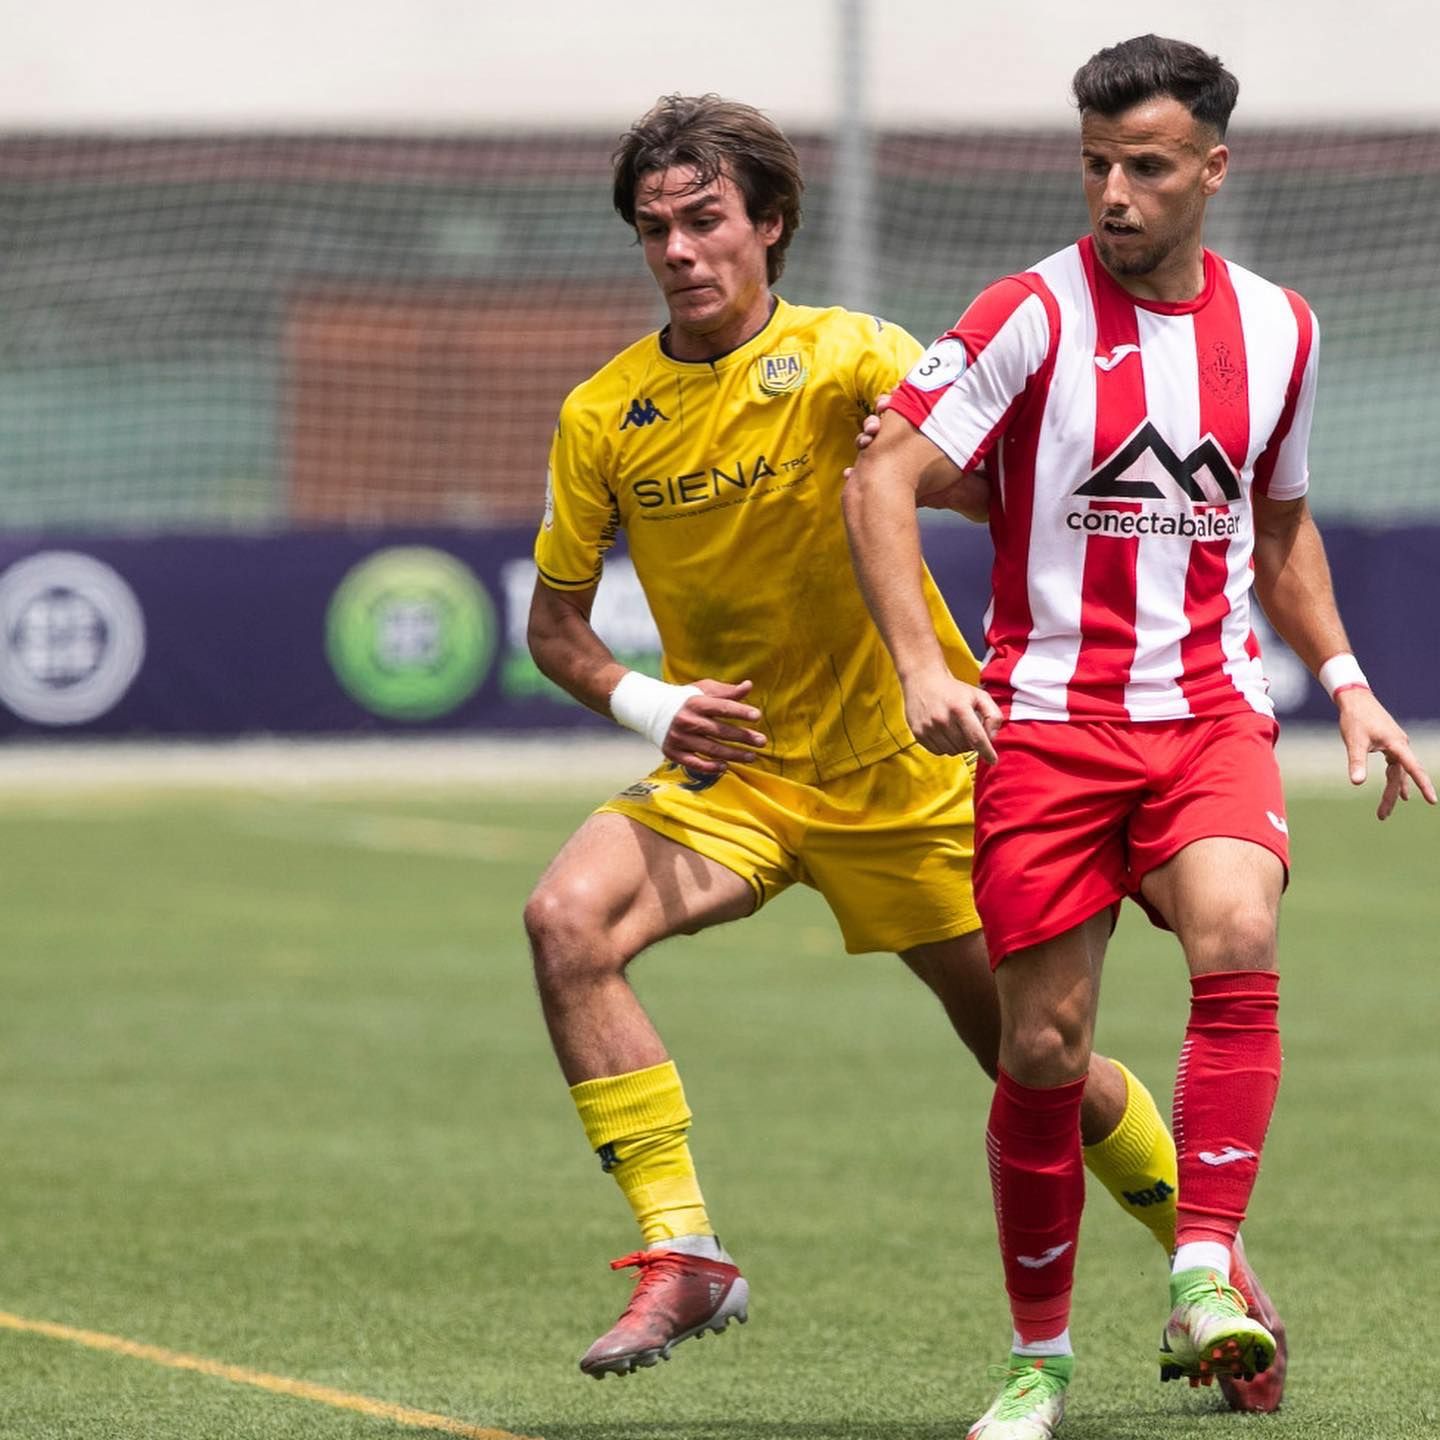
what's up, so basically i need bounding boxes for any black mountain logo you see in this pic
[1076,421,1241,503]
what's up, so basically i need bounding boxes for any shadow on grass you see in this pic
[518,1402,1246,1440]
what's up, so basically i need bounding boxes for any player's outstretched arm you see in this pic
[843,413,1002,760]
[1252,493,1435,819]
[527,580,767,775]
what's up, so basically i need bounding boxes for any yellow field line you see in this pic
[0,1310,541,1440]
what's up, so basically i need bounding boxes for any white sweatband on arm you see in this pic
[609,670,701,749]
[1318,652,1370,700]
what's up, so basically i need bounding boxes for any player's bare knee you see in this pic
[1185,907,1278,973]
[523,875,623,985]
[1004,1014,1091,1085]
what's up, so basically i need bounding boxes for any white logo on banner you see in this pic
[0,551,146,725]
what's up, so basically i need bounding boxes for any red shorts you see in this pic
[973,712,1290,966]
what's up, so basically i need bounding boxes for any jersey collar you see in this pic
[655,296,787,371]
[1081,235,1219,316]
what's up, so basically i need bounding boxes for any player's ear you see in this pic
[756,210,784,247]
[1202,143,1229,197]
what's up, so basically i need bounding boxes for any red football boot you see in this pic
[579,1247,749,1378]
[1221,1233,1287,1412]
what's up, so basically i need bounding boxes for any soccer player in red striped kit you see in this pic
[845,34,1434,1440]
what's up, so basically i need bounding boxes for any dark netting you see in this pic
[0,129,1434,532]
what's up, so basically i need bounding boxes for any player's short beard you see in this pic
[1096,191,1206,279]
[1096,228,1172,277]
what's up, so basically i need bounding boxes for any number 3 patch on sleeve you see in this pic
[907,336,969,392]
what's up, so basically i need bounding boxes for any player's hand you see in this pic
[903,672,1003,763]
[852,392,892,454]
[843,395,892,486]
[1335,687,1437,820]
[663,678,768,775]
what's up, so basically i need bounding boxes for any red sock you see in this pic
[988,1068,1086,1343]
[1174,969,1282,1248]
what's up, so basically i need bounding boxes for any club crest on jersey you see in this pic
[755,350,806,396]
[620,397,668,430]
[1201,339,1247,406]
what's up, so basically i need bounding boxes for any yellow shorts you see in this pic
[597,743,979,955]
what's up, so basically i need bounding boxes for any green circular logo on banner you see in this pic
[326,547,497,720]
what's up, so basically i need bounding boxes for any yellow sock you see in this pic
[1083,1060,1178,1255]
[570,1060,713,1246]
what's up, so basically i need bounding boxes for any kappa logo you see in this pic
[1197,1146,1257,1167]
[671,763,722,793]
[620,397,669,430]
[1016,1242,1073,1270]
[1094,343,1141,372]
[1266,810,1289,835]
[1076,420,1242,504]
[756,351,806,395]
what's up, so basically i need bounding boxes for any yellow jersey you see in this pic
[535,298,980,784]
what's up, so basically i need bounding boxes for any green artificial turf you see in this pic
[0,783,1434,1439]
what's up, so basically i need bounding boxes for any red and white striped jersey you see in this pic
[890,236,1318,723]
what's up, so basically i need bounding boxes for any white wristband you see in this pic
[609,670,701,749]
[1317,652,1370,700]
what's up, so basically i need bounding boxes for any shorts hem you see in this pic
[1131,828,1291,892]
[986,889,1125,968]
[844,913,984,957]
[595,798,767,913]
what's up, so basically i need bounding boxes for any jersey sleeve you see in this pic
[1252,294,1318,502]
[848,314,924,412]
[887,276,1058,473]
[533,390,620,592]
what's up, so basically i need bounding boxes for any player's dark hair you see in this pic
[1072,34,1239,139]
[612,94,804,284]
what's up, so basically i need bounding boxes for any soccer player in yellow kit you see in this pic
[523,94,1257,1390]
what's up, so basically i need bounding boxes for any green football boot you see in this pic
[1160,1267,1276,1388]
[967,1354,1073,1439]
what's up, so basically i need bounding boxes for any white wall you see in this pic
[0,0,1433,129]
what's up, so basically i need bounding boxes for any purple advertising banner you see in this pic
[0,525,1434,736]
